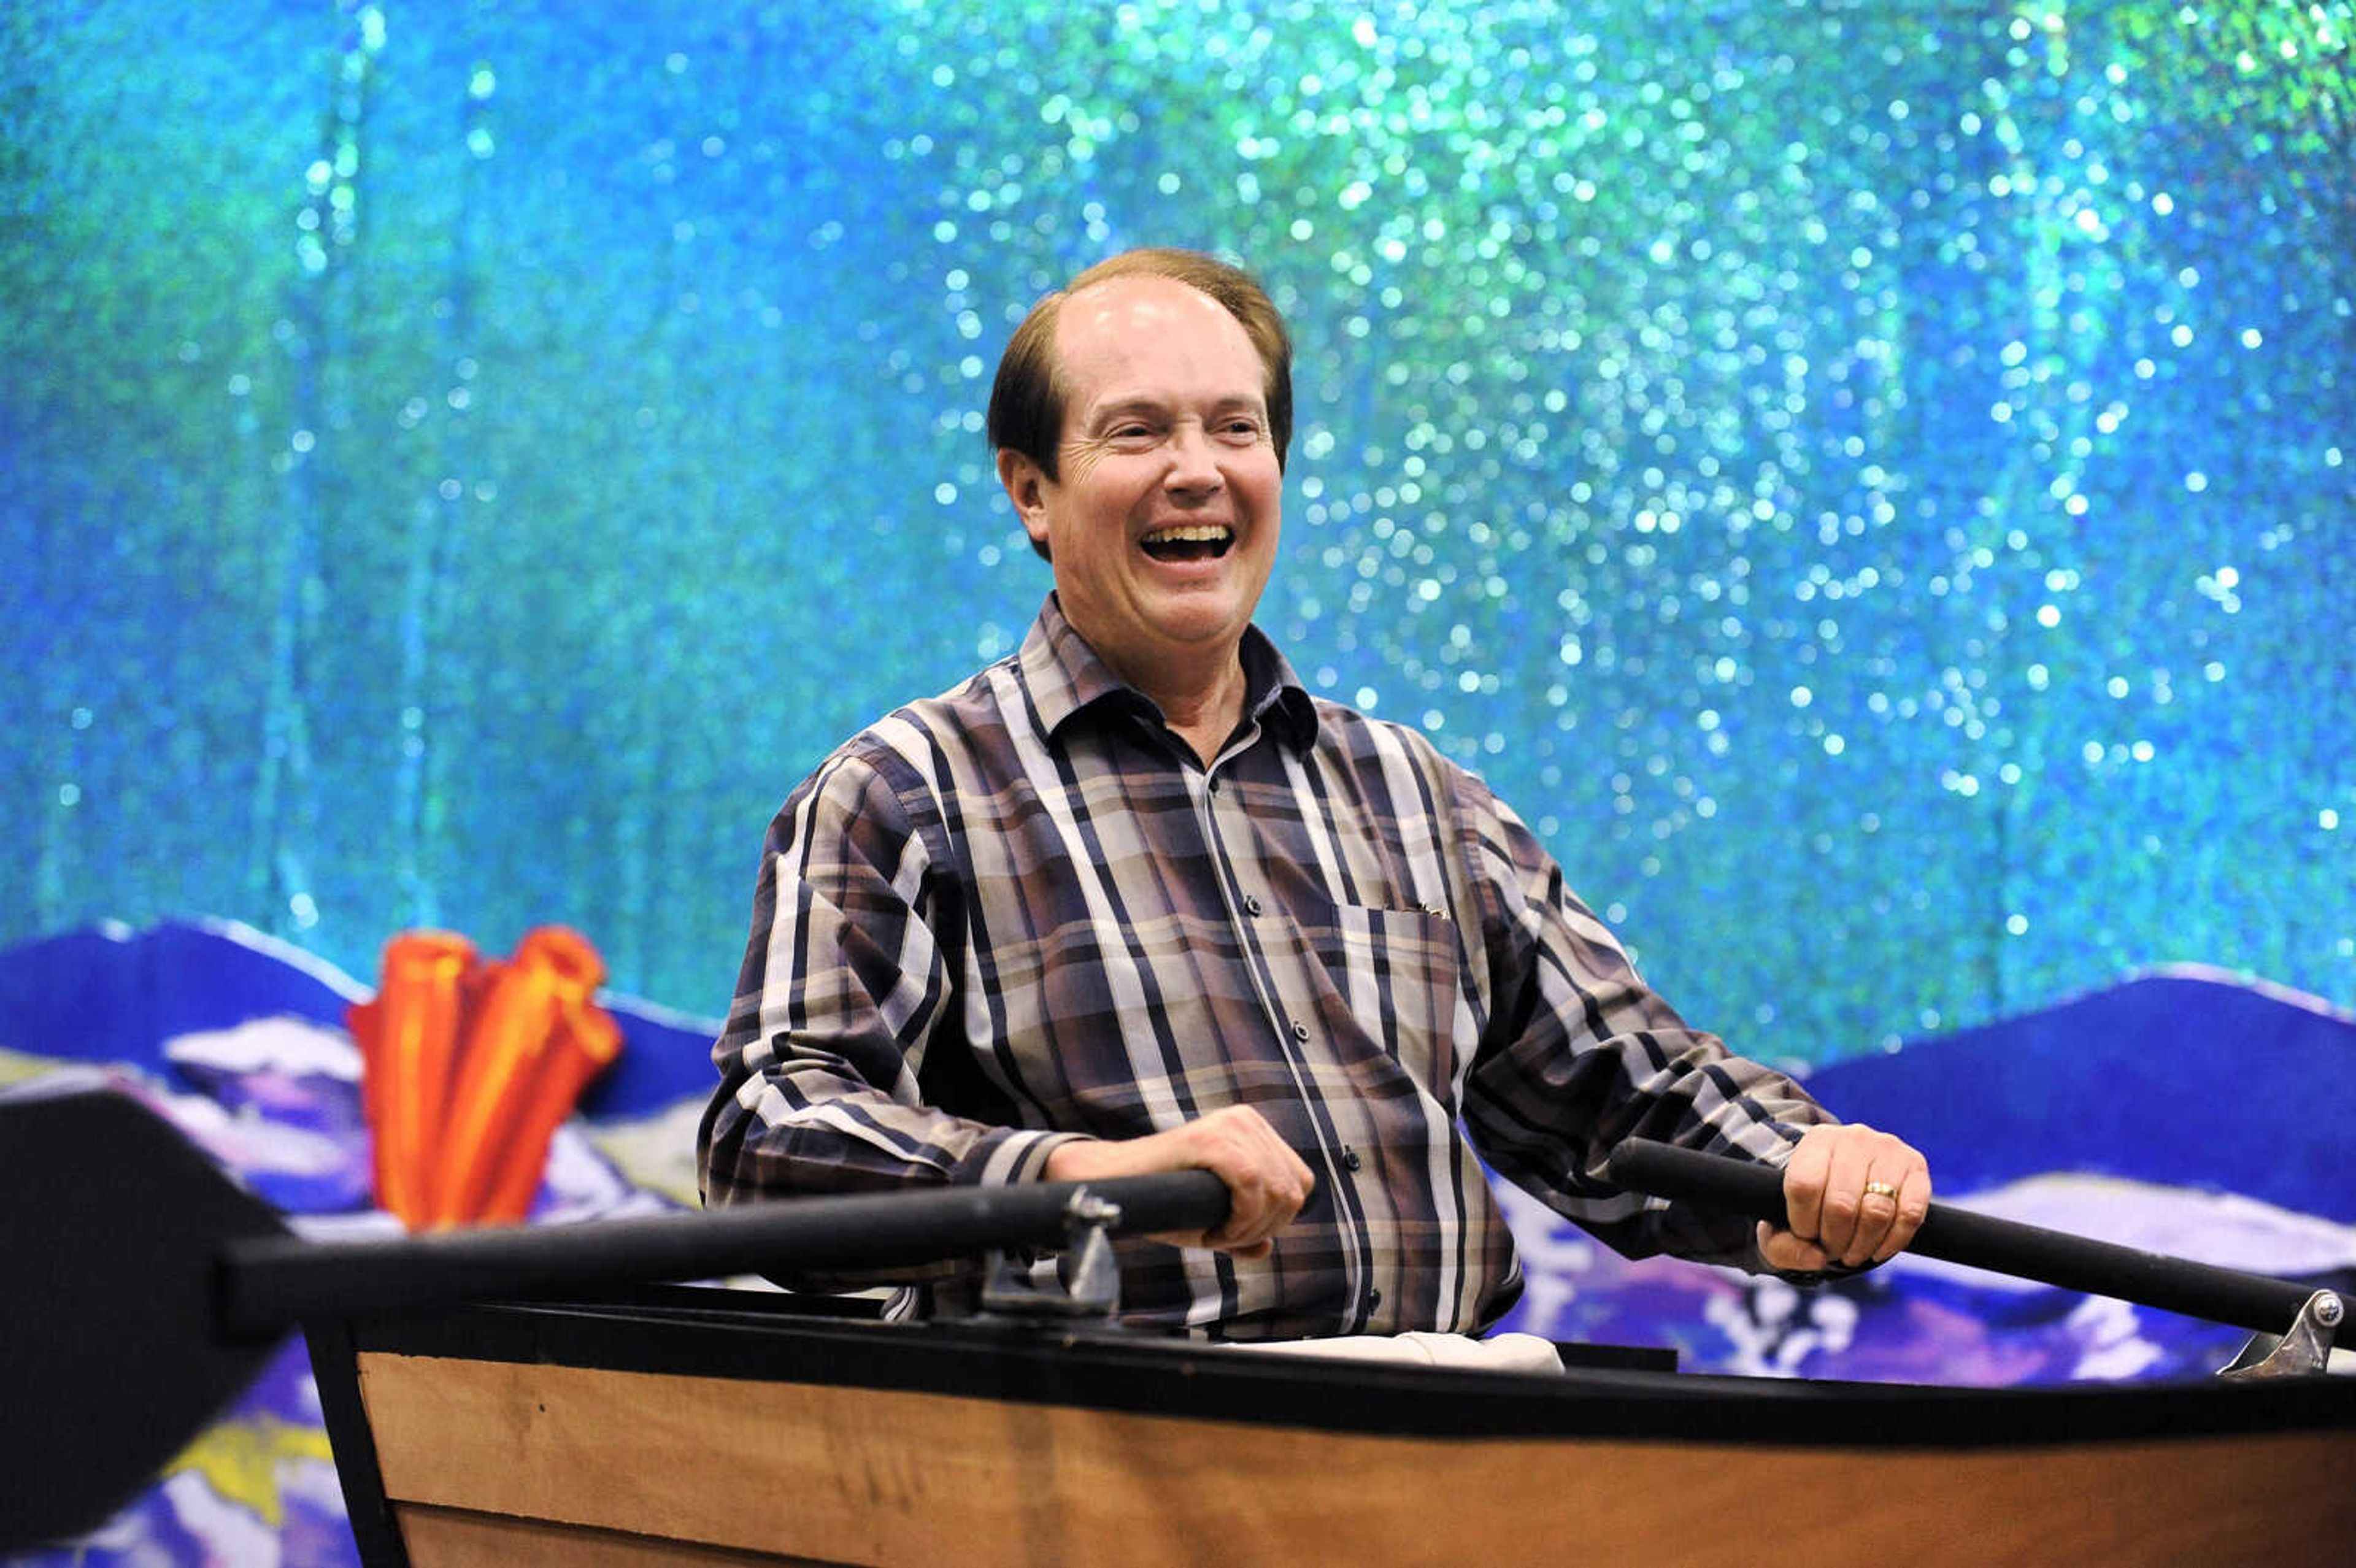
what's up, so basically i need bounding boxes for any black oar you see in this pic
[1606,1138,2342,1343]
[0,1084,1228,1552]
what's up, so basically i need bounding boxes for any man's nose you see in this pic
[1163,422,1225,493]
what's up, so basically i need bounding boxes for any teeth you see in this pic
[1142,524,1232,544]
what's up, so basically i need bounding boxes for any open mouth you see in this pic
[1140,523,1234,563]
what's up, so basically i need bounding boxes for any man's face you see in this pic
[998,275,1282,691]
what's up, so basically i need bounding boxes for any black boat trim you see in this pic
[341,1285,2356,1450]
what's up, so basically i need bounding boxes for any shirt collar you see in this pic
[1017,593,1320,751]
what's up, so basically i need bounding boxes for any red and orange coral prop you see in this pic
[347,926,623,1229]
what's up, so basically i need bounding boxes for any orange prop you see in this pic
[352,925,623,1230]
[478,985,623,1223]
[346,931,477,1230]
[428,926,620,1226]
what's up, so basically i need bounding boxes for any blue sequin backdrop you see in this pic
[4,1,2350,1064]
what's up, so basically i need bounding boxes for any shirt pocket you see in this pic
[1302,902,1471,1107]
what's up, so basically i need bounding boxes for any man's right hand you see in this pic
[1042,1105,1314,1259]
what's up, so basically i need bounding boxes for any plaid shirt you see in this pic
[701,594,1834,1340]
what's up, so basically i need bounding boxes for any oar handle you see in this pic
[217,1169,1230,1337]
[1606,1139,2323,1339]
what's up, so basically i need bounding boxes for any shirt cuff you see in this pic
[972,1128,1089,1186]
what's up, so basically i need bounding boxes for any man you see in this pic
[699,247,1929,1342]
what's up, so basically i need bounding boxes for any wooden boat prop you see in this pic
[2,1082,2351,1562]
[318,1283,2356,1568]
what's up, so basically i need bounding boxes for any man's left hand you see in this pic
[1757,1123,1930,1272]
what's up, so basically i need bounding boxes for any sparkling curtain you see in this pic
[4,0,2349,1061]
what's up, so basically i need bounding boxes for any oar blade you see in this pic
[0,1084,293,1551]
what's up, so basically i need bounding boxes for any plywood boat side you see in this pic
[316,1290,2356,1568]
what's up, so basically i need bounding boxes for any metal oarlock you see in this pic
[979,1188,1128,1321]
[2220,1289,2346,1380]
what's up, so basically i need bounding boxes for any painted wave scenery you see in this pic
[3,919,2351,1566]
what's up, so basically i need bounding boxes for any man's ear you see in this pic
[997,447,1052,554]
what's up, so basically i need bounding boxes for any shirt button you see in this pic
[1290,1020,1310,1042]
[1368,1288,1383,1310]
[1245,895,1263,917]
[1342,1148,1362,1172]
[1207,776,1222,796]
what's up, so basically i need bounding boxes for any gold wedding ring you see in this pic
[1863,1180,1899,1200]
